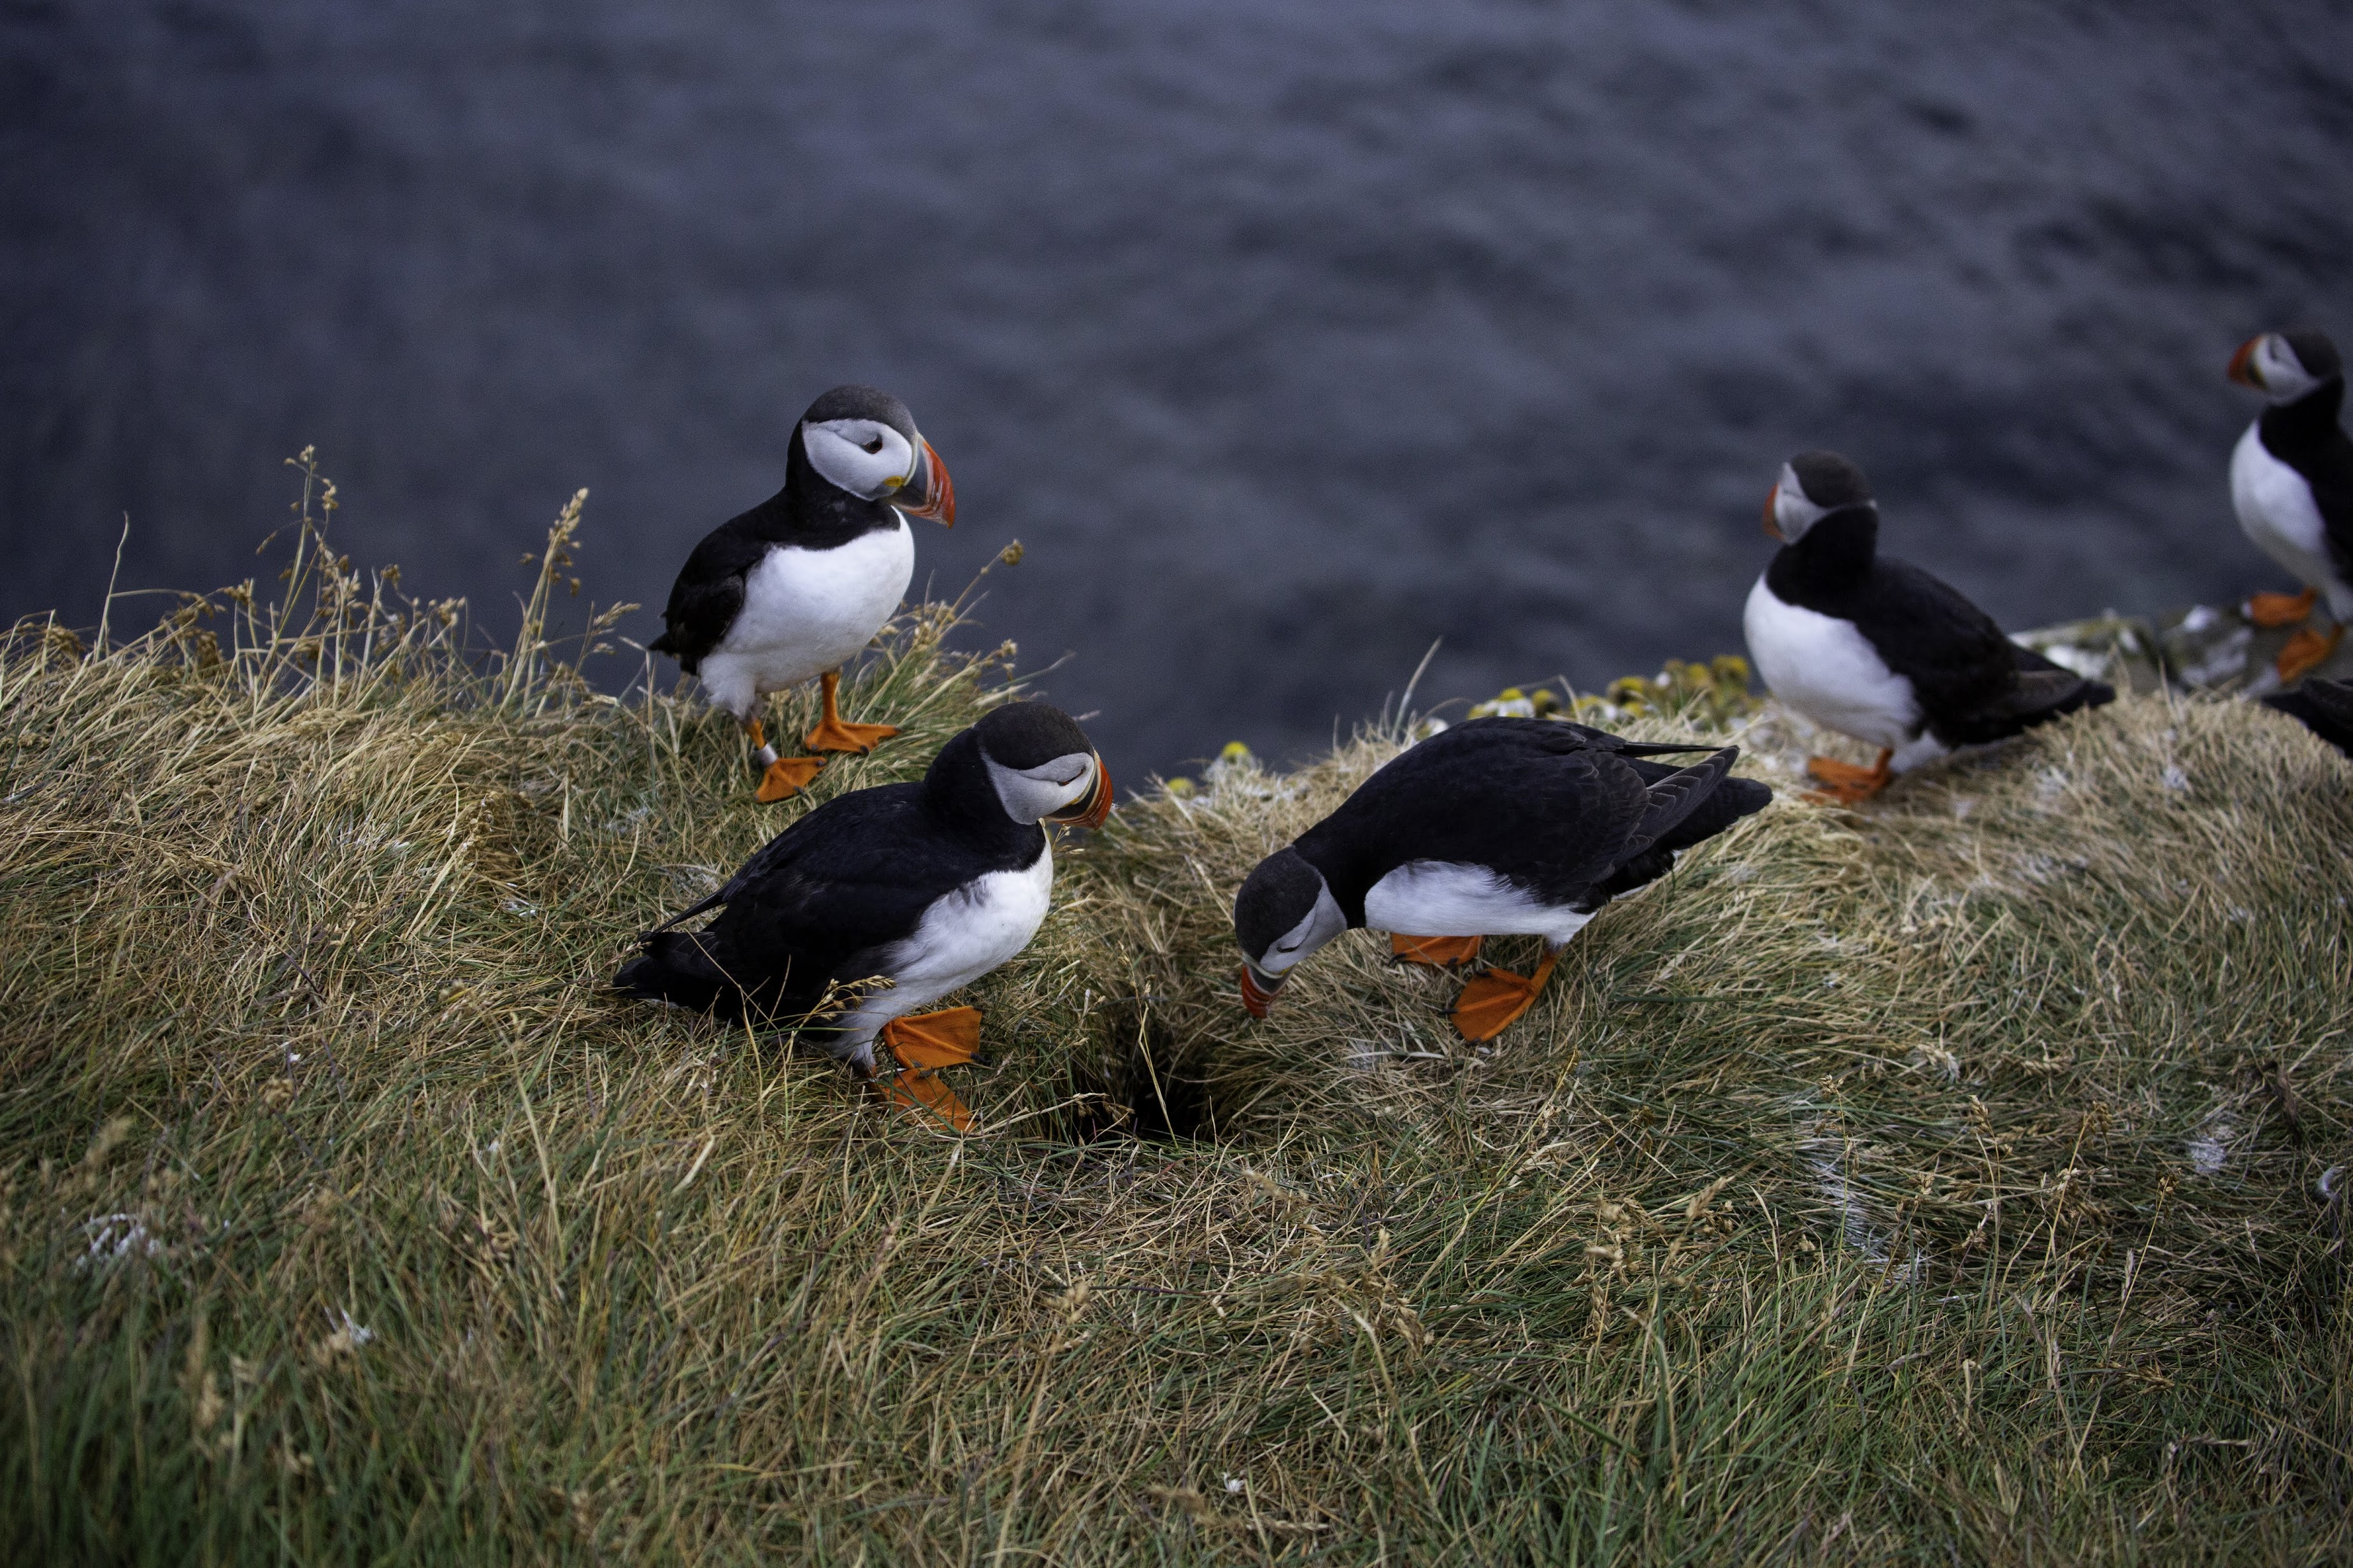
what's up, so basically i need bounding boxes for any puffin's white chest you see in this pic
[1363,860,1596,946]
[2231,422,2347,609]
[698,525,915,715]
[1743,576,1922,752]
[874,843,1054,1017]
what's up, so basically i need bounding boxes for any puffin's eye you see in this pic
[859,435,885,455]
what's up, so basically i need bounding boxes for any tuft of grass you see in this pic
[2,464,2349,1563]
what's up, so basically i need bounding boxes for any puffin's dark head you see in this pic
[795,383,956,524]
[1763,450,1873,543]
[973,702,1112,829]
[1231,846,1347,1019]
[2229,329,2342,404]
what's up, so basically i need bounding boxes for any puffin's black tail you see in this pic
[2013,643,2117,717]
[1625,746,1738,855]
[2263,677,2353,757]
[613,932,742,1016]
[1938,650,2114,746]
[1595,750,1772,901]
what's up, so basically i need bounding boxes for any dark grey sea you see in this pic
[6,1,2352,776]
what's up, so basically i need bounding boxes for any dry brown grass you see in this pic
[2,467,2349,1564]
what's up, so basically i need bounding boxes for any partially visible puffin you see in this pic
[651,384,955,802]
[1231,719,1770,1043]
[1742,450,2114,804]
[2262,677,2353,759]
[2228,329,2353,681]
[613,702,1110,1128]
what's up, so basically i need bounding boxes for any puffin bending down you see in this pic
[1231,718,1770,1043]
[613,702,1111,1128]
[2227,329,2353,681]
[651,384,955,802]
[1742,451,2114,804]
[2262,676,2353,759]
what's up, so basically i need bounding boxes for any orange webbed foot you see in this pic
[1805,748,1893,806]
[805,715,901,755]
[803,667,898,755]
[2277,624,2346,682]
[1450,951,1560,1043]
[876,1008,982,1130]
[756,755,825,802]
[1392,933,1485,967]
[2247,588,2319,629]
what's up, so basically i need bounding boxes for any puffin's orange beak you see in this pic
[894,438,955,525]
[2227,337,2263,390]
[1762,486,1787,541]
[1238,963,1282,1020]
[1047,755,1113,830]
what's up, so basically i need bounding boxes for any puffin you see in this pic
[650,384,955,802]
[1742,450,2114,804]
[613,702,1112,1128]
[2261,677,2353,759]
[1231,718,1770,1043]
[2227,329,2353,681]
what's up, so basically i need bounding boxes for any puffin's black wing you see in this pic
[1854,560,2112,744]
[2261,396,2353,582]
[1846,560,2017,724]
[2263,678,2353,758]
[651,506,784,671]
[2311,435,2353,581]
[616,783,963,1022]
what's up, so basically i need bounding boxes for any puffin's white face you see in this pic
[801,417,921,501]
[2235,334,2326,403]
[983,750,1105,825]
[1767,463,1832,543]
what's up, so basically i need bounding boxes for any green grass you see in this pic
[2,470,2349,1564]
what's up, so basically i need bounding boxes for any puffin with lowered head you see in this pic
[2227,329,2353,681]
[1232,718,1770,1043]
[613,702,1112,1128]
[1742,450,2113,804]
[651,384,955,801]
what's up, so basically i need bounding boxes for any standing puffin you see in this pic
[651,384,955,802]
[1742,451,2113,804]
[2227,329,2353,681]
[1231,719,1770,1043]
[613,702,1111,1128]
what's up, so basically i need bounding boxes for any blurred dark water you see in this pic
[6,1,2352,776]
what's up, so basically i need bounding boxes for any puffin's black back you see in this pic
[2253,342,2353,582]
[1294,719,1766,920]
[1766,507,2113,743]
[612,723,1043,1027]
[649,384,919,671]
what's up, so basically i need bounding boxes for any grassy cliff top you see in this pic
[3,486,2349,1564]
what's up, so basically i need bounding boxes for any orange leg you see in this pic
[1450,948,1561,1043]
[805,669,900,755]
[2277,623,2346,682]
[874,1007,982,1130]
[743,716,824,802]
[1806,747,1894,805]
[2247,587,2319,629]
[1391,933,1485,967]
